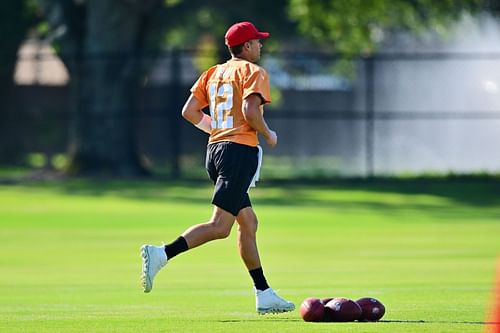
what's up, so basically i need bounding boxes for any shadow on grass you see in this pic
[2,174,500,214]
[380,319,499,325]
[319,176,500,207]
[218,318,302,323]
[217,318,498,325]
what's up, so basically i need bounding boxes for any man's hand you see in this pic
[264,130,278,148]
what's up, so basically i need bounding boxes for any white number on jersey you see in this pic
[209,83,234,129]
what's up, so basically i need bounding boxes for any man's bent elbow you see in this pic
[182,105,199,124]
[243,108,259,123]
[181,94,203,124]
[181,107,189,121]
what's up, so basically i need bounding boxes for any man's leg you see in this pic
[182,206,236,249]
[141,206,235,293]
[236,207,271,291]
[236,207,262,271]
[236,207,295,314]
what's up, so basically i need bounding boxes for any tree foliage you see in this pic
[288,0,484,55]
[154,0,295,49]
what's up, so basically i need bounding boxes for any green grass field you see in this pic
[1,179,499,332]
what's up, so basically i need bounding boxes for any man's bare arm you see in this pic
[242,94,277,147]
[181,94,211,134]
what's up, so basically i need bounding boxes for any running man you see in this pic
[141,21,294,315]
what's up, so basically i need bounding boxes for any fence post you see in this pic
[365,56,375,178]
[169,49,182,179]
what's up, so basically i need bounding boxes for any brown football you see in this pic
[299,297,325,322]
[356,297,386,321]
[324,297,362,322]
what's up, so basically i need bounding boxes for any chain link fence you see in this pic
[4,45,500,179]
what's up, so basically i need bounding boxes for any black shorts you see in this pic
[205,141,259,216]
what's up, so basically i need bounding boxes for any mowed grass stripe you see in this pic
[0,180,498,332]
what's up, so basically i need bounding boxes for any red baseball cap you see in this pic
[225,22,270,47]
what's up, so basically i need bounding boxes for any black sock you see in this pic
[249,267,270,291]
[164,236,188,259]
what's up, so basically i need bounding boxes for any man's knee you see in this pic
[210,221,232,239]
[210,207,235,239]
[237,208,258,234]
[238,222,257,236]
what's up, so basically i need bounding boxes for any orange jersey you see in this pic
[190,58,271,147]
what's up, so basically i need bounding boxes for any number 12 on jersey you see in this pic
[209,83,234,129]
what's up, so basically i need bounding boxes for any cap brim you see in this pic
[256,32,270,40]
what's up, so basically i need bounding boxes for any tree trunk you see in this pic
[0,62,20,164]
[0,2,33,165]
[65,0,150,177]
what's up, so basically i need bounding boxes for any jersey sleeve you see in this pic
[190,70,210,109]
[242,67,271,104]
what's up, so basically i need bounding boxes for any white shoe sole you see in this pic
[141,245,153,293]
[257,305,295,315]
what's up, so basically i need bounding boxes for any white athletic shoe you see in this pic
[255,288,295,314]
[141,244,167,293]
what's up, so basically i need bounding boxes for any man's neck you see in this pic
[231,56,249,61]
[232,55,252,62]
